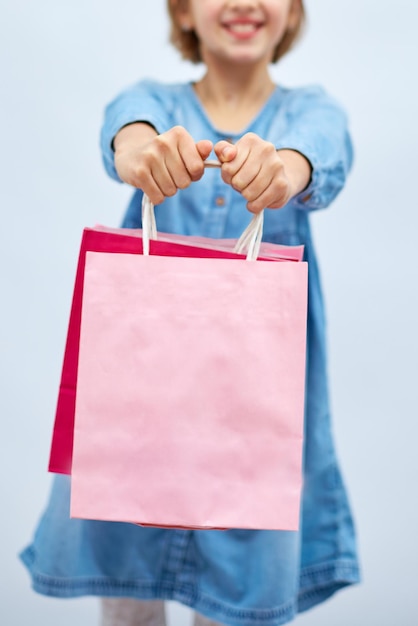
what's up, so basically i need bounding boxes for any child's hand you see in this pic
[214,133,311,214]
[114,124,213,205]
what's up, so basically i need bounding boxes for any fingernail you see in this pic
[222,147,233,161]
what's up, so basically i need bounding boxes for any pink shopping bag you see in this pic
[70,216,308,531]
[48,225,304,475]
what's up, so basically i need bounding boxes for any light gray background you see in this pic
[1,1,417,625]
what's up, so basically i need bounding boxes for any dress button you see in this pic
[215,196,225,207]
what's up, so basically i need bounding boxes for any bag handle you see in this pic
[141,160,264,261]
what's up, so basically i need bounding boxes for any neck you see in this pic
[194,62,275,133]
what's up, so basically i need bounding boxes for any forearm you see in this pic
[113,122,158,153]
[276,149,312,199]
[113,122,158,187]
[101,119,158,184]
[100,80,173,183]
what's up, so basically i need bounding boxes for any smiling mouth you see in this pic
[222,21,263,37]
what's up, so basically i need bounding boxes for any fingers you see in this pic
[196,139,214,163]
[115,126,296,212]
[214,141,237,164]
[215,134,292,213]
[117,126,213,205]
[149,128,210,203]
[246,175,292,213]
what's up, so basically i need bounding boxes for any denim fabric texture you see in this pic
[20,80,360,626]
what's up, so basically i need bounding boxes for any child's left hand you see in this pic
[214,133,311,214]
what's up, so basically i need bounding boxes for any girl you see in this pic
[20,1,360,625]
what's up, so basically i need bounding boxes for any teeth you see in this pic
[227,23,258,33]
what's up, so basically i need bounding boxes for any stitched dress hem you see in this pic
[20,547,360,626]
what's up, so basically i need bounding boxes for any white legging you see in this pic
[101,599,223,626]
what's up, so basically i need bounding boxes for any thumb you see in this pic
[214,140,237,163]
[196,139,213,161]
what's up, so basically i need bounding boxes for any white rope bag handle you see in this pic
[141,160,264,261]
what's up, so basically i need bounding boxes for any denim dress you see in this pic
[20,80,360,626]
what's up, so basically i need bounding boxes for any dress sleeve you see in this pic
[100,80,173,183]
[274,86,354,211]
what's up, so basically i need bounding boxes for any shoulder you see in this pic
[120,78,190,105]
[104,79,193,130]
[276,84,349,118]
[110,79,194,122]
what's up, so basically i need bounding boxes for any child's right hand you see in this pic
[114,123,213,205]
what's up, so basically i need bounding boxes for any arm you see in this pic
[100,80,176,183]
[213,87,352,214]
[100,80,212,203]
[273,86,354,211]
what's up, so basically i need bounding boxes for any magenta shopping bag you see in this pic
[70,207,308,531]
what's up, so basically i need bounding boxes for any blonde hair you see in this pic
[167,0,306,64]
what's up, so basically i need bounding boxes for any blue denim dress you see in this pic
[20,81,360,626]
